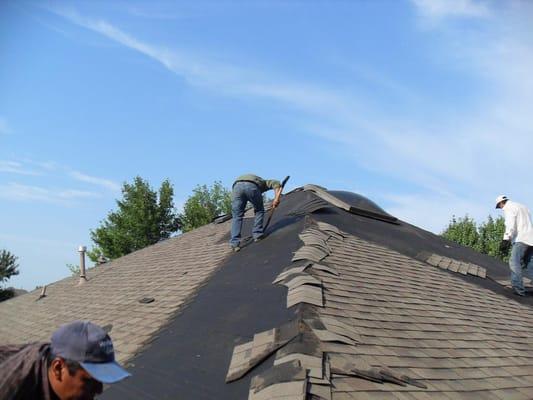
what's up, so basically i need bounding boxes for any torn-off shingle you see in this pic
[304,318,356,346]
[292,246,329,263]
[424,253,487,279]
[309,355,331,385]
[275,353,324,379]
[287,285,324,308]
[329,358,427,389]
[458,262,470,275]
[426,254,443,266]
[281,274,322,290]
[467,263,479,276]
[315,221,344,236]
[249,360,307,394]
[299,229,330,243]
[319,316,361,343]
[248,380,307,400]
[309,263,339,276]
[298,234,331,254]
[273,262,313,284]
[308,383,331,400]
[448,260,461,272]
[226,321,300,382]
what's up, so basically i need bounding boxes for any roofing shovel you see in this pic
[263,175,290,231]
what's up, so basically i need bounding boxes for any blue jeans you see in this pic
[230,181,265,247]
[509,242,533,295]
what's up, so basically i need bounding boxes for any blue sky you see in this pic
[1,0,532,290]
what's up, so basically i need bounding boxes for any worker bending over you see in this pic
[230,174,282,251]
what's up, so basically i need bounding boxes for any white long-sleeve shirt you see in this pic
[502,200,533,246]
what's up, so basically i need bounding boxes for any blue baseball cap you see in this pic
[50,321,131,384]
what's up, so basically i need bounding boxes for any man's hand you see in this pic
[272,187,282,208]
[499,240,511,255]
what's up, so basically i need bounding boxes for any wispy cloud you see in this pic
[46,6,350,109]
[0,182,101,204]
[69,170,120,191]
[0,159,119,205]
[411,0,491,19]
[47,6,222,84]
[46,3,533,232]
[0,161,42,176]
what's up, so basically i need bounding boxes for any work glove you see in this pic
[499,240,511,255]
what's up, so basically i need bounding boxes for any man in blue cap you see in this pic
[0,320,131,400]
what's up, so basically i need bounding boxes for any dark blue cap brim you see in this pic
[80,361,131,384]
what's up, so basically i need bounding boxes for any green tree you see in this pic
[441,214,507,262]
[478,215,507,261]
[66,263,80,276]
[0,249,19,301]
[180,181,232,232]
[89,177,181,262]
[441,215,479,249]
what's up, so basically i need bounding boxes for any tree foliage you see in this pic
[180,181,232,232]
[89,177,181,262]
[66,263,80,276]
[0,249,19,301]
[441,215,507,261]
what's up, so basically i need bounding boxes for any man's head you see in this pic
[495,194,509,209]
[47,321,131,400]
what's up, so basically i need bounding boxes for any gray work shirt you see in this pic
[233,174,281,193]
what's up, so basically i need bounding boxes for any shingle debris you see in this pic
[230,220,429,399]
[424,253,487,278]
[226,320,301,383]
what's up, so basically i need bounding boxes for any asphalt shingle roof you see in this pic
[2,186,532,399]
[0,221,231,363]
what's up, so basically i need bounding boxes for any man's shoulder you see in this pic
[235,174,262,182]
[507,200,529,211]
[0,342,49,365]
[0,342,51,399]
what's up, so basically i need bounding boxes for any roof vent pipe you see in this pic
[78,245,88,285]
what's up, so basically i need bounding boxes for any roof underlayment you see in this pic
[2,185,533,399]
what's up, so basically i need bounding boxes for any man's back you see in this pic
[503,200,533,246]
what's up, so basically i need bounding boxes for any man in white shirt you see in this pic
[495,195,533,296]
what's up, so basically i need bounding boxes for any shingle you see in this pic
[287,285,324,308]
[292,245,329,263]
[0,221,234,356]
[249,381,307,400]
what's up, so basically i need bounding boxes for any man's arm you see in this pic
[272,187,282,208]
[503,208,517,241]
[499,207,517,255]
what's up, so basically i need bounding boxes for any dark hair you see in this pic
[46,349,83,375]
